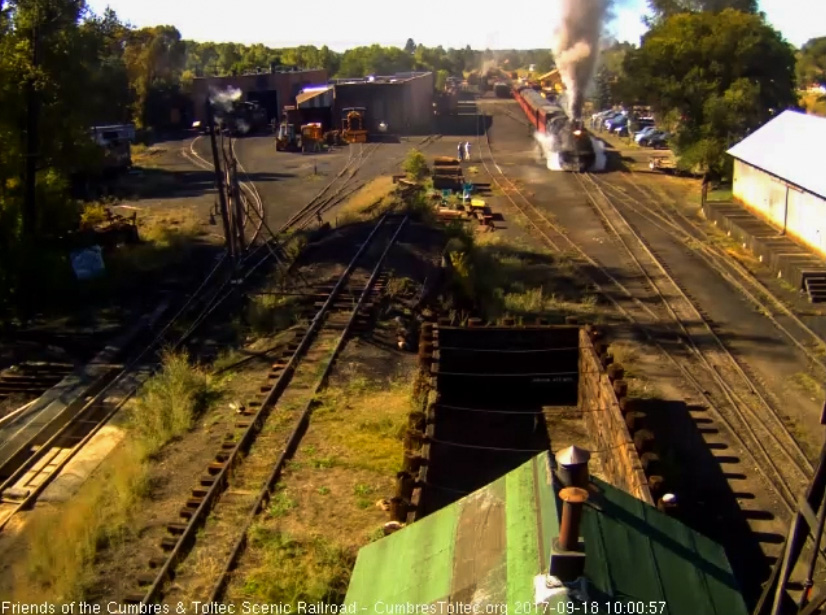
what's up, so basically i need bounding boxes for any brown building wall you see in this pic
[191,69,328,123]
[333,73,434,136]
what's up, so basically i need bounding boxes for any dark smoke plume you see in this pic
[551,0,612,119]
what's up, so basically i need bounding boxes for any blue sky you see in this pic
[86,0,824,50]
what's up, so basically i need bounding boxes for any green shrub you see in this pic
[130,351,211,454]
[403,149,428,181]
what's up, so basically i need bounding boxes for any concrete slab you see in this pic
[35,369,148,504]
[702,200,826,289]
[37,425,128,503]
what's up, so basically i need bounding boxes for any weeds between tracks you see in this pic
[209,372,415,606]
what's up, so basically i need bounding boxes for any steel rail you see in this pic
[206,214,409,604]
[138,212,399,604]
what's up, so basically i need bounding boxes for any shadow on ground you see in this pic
[636,395,778,609]
[116,167,295,200]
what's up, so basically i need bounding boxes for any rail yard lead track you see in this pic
[575,172,812,508]
[589,171,826,371]
[474,104,814,563]
[124,212,409,605]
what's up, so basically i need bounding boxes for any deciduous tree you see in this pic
[797,37,826,90]
[623,9,796,174]
[646,0,757,21]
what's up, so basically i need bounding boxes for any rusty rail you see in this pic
[135,213,408,604]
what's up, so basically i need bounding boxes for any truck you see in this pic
[89,124,135,173]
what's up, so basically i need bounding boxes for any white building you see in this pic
[727,110,826,258]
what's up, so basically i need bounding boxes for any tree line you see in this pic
[1,0,825,318]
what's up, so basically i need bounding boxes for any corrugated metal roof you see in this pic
[727,110,826,199]
[345,452,748,615]
[296,86,334,108]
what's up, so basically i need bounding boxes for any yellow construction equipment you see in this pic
[341,107,368,144]
[301,122,323,152]
[276,106,301,152]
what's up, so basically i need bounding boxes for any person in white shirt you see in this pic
[464,141,472,161]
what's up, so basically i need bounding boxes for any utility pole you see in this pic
[206,98,234,261]
[230,158,246,253]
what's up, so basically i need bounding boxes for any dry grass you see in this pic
[229,373,413,605]
[245,294,304,338]
[10,442,148,602]
[7,352,216,602]
[79,203,109,229]
[131,144,168,167]
[444,226,600,322]
[607,340,659,399]
[110,205,207,273]
[503,287,598,318]
[239,528,354,605]
[336,176,397,224]
[792,371,825,402]
[707,187,733,203]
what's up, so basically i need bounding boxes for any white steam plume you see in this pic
[551,0,612,119]
[209,86,242,113]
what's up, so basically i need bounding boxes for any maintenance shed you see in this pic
[190,66,328,125]
[727,110,826,258]
[331,71,434,136]
[345,452,748,615]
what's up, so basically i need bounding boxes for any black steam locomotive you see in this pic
[513,86,596,173]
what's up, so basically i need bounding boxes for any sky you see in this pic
[85,0,825,50]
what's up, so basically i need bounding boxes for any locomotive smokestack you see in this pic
[551,0,612,120]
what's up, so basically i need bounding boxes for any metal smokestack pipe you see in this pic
[555,445,591,488]
[558,486,589,552]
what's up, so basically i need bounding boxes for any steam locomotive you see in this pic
[513,86,596,173]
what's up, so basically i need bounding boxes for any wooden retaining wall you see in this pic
[579,326,654,505]
[392,320,660,523]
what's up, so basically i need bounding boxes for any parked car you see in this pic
[639,130,666,147]
[640,130,670,148]
[634,126,659,143]
[605,114,628,131]
[601,115,616,129]
[614,124,633,137]
[648,132,671,149]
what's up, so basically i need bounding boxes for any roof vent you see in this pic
[535,486,590,607]
[555,445,591,488]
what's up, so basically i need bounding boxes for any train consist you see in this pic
[513,86,596,173]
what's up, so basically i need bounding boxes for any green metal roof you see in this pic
[345,452,748,615]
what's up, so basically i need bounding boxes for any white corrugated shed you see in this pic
[727,110,826,199]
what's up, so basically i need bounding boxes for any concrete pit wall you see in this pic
[578,327,654,505]
[394,320,656,524]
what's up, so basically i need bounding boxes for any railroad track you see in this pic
[575,172,812,508]
[182,135,265,245]
[175,133,442,359]
[0,363,74,412]
[0,247,245,532]
[120,212,409,605]
[474,107,811,558]
[588,172,826,371]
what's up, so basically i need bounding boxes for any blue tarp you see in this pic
[70,246,105,280]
